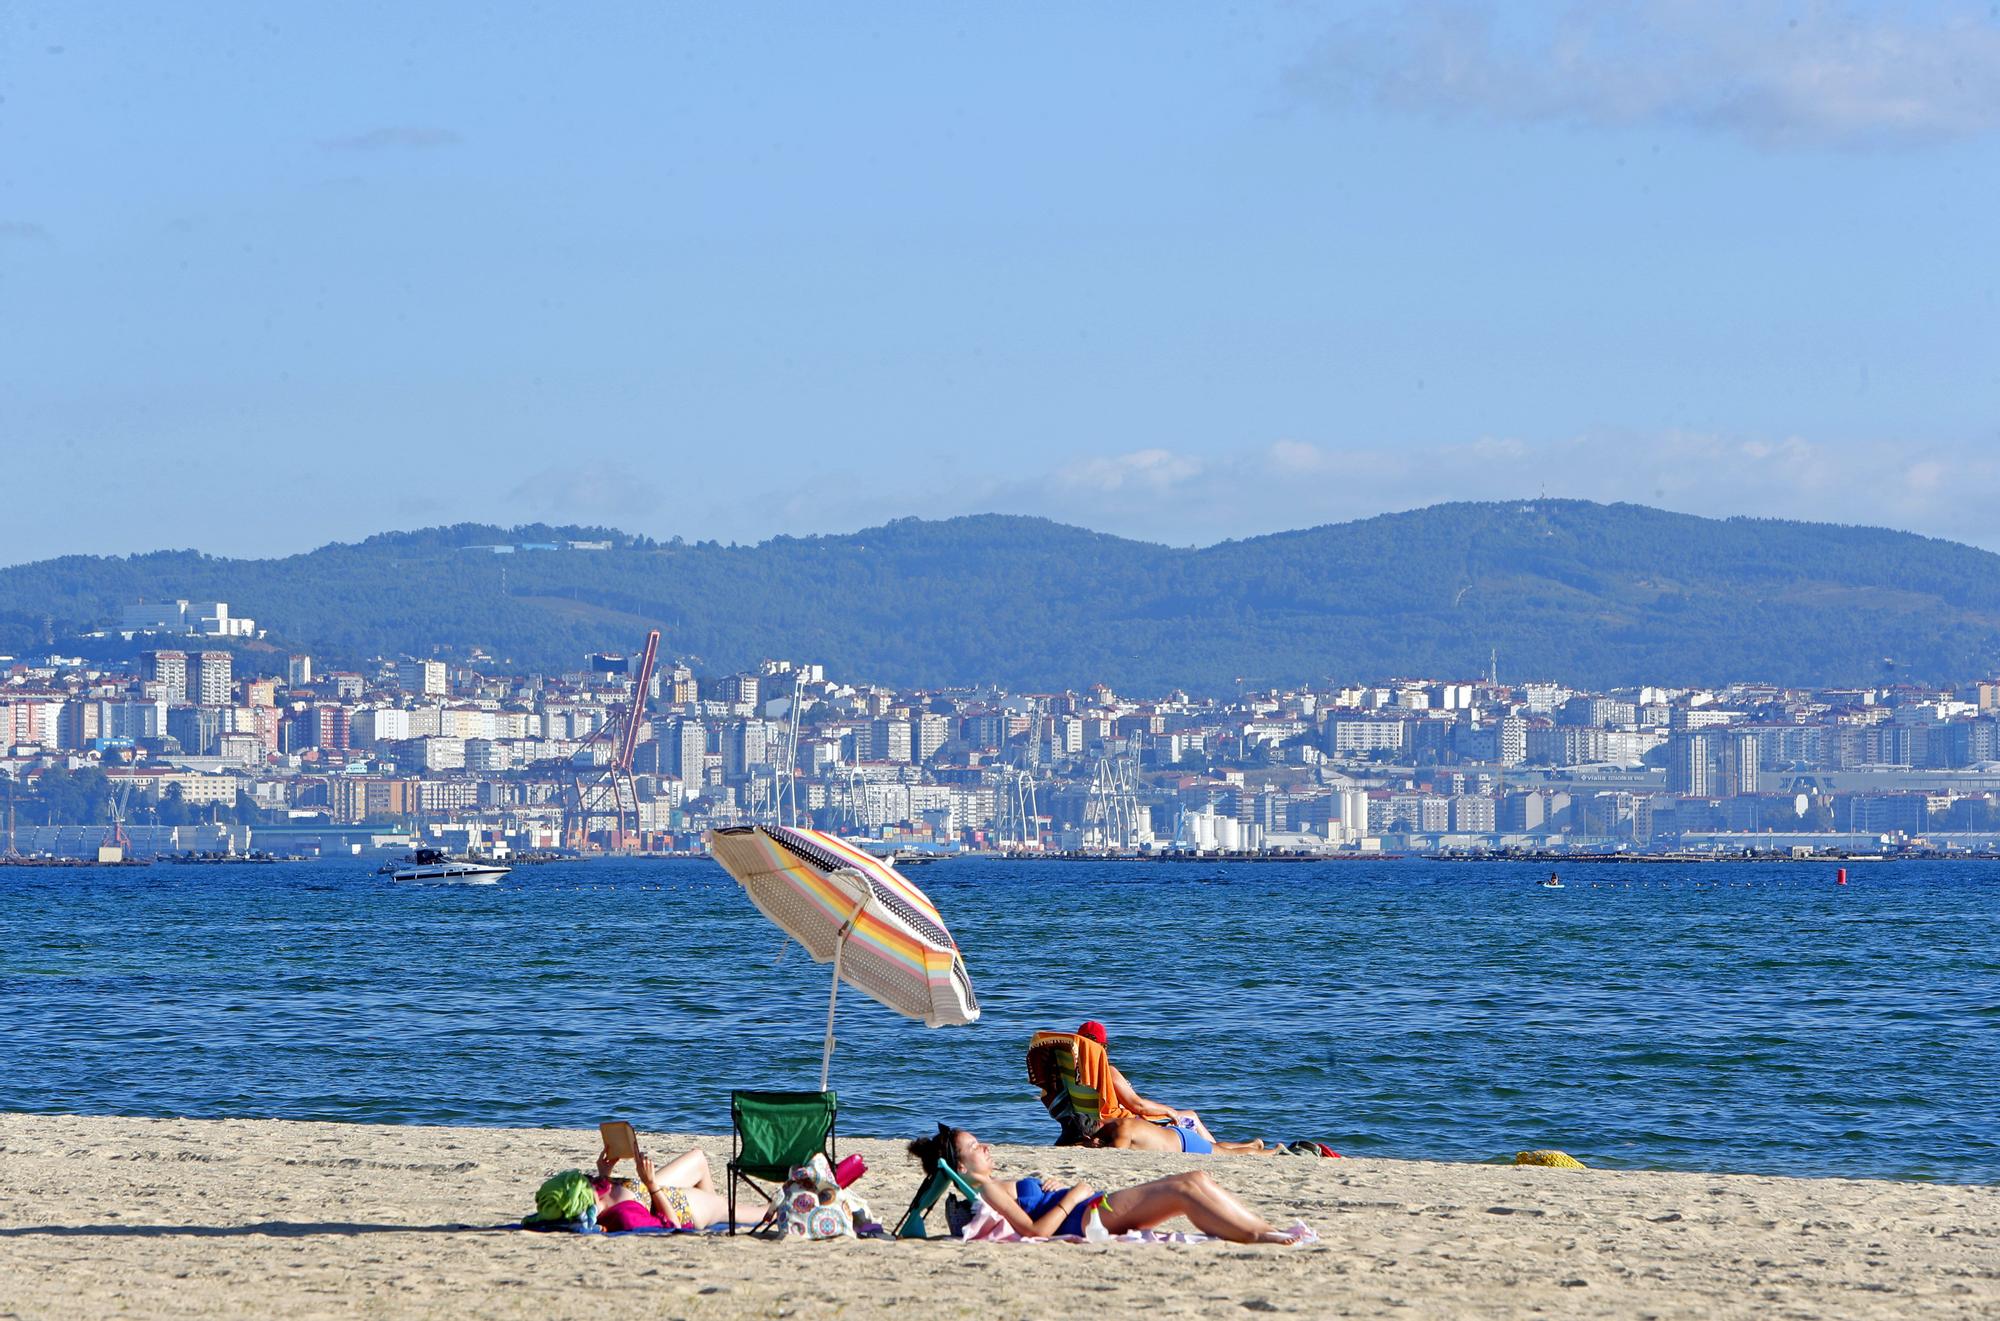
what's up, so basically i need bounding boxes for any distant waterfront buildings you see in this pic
[6,625,2000,858]
[1668,729,1760,797]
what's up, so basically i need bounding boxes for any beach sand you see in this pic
[1,1113,1994,1319]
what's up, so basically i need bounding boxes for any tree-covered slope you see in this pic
[3,503,1997,690]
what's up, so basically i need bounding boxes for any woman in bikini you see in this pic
[589,1144,756,1231]
[908,1124,1312,1244]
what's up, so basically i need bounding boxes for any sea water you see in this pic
[2,858,1994,1183]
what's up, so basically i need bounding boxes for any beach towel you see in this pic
[521,1171,599,1230]
[1515,1149,1587,1169]
[516,1217,731,1236]
[533,1171,597,1220]
[953,1199,1317,1246]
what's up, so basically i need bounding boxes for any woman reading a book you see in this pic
[590,1145,752,1231]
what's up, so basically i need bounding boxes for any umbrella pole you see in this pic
[820,898,866,1093]
[816,944,840,1088]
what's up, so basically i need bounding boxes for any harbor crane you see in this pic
[561,629,660,851]
[100,778,135,861]
[995,701,1045,851]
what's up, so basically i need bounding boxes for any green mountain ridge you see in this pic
[3,501,1997,691]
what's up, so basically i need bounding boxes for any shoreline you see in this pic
[3,1112,1994,1319]
[11,851,1999,868]
[0,1104,1973,1188]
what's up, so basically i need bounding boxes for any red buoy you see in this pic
[1836,867,1848,885]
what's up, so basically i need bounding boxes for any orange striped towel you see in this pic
[1026,1030,1131,1126]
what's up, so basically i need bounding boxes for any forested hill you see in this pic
[4,502,1999,691]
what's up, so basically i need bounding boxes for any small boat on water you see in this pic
[1540,873,1565,889]
[385,847,510,884]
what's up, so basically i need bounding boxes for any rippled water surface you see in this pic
[3,857,1995,1182]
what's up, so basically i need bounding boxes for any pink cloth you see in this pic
[598,1199,667,1232]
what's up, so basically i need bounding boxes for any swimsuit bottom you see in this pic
[1056,1191,1111,1238]
[1165,1120,1214,1155]
[658,1185,695,1228]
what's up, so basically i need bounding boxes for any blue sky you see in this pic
[3,1,1997,562]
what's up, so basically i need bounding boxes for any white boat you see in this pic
[388,847,510,884]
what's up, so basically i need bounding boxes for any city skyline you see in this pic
[8,617,2000,861]
[4,2,1998,564]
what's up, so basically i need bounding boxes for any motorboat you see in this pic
[387,847,510,884]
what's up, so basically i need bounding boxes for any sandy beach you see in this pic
[2,1115,1995,1319]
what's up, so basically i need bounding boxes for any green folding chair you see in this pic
[726,1089,838,1235]
[894,1160,983,1238]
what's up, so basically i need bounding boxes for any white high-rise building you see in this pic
[671,721,708,785]
[915,713,952,762]
[724,719,775,777]
[398,660,448,697]
[869,718,913,764]
[146,650,188,703]
[193,651,233,706]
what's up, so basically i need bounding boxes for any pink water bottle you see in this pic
[834,1154,867,1188]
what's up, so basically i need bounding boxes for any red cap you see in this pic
[1077,1020,1107,1045]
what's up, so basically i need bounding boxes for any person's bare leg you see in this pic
[654,1147,715,1191]
[682,1186,761,1226]
[1180,1113,1272,1154]
[1095,1170,1296,1243]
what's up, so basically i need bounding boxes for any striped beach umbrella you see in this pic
[706,825,980,1089]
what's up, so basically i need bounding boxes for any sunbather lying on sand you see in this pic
[589,1145,759,1231]
[1076,1019,1273,1155]
[1083,1114,1277,1156]
[909,1124,1313,1244]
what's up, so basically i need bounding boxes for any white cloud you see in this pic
[936,429,2000,552]
[1902,458,1948,494]
[654,430,2000,556]
[1290,1,2000,149]
[1268,438,1329,473]
[1467,435,1529,462]
[1049,447,1206,494]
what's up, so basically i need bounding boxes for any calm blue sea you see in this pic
[2,858,1995,1183]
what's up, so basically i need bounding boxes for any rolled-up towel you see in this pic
[1514,1149,1587,1168]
